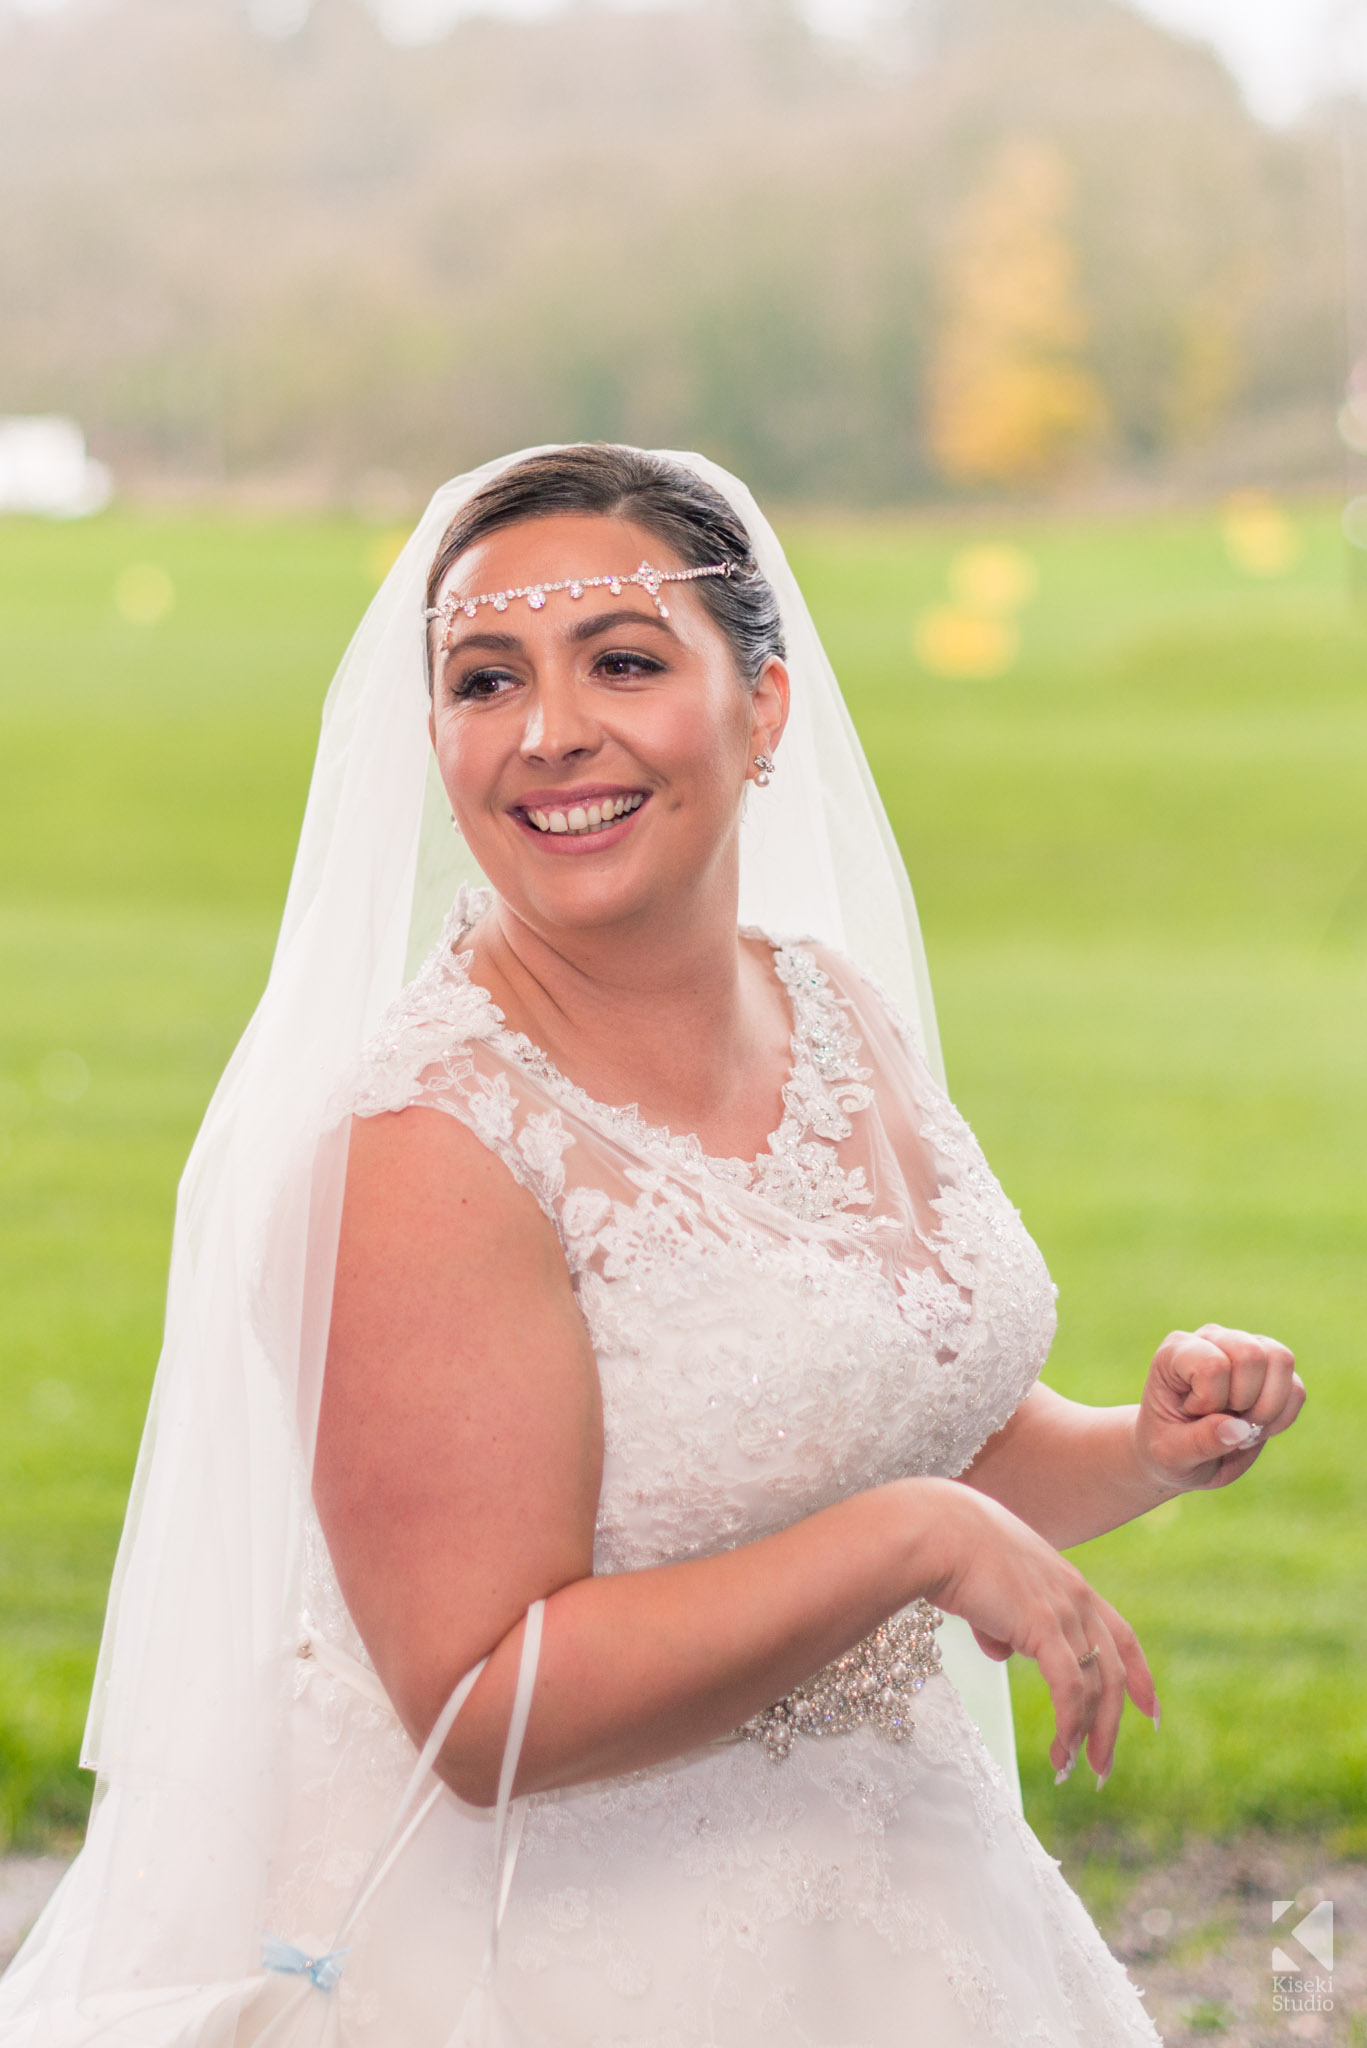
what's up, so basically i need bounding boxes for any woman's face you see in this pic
[428,513,788,939]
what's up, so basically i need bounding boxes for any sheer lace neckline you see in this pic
[434,885,875,1221]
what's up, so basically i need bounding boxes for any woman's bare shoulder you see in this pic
[325,1103,596,1469]
[347,1097,510,1173]
[340,1101,560,1272]
[329,1107,578,1395]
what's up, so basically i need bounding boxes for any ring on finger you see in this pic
[1077,1645,1102,1670]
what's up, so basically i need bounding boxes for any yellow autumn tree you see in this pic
[1161,265,1249,448]
[927,137,1108,488]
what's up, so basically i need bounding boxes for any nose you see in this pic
[519,670,602,768]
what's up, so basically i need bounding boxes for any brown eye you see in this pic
[454,668,518,701]
[595,651,664,679]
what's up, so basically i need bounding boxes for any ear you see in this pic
[748,658,790,770]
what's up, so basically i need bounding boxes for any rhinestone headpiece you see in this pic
[425,557,735,647]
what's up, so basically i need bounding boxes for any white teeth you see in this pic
[527,795,645,835]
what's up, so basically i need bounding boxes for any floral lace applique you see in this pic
[304,894,1159,2048]
[355,885,876,1229]
[342,885,1059,1582]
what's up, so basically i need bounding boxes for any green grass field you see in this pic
[1,498,1363,1861]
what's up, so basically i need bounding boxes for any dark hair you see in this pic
[425,445,785,690]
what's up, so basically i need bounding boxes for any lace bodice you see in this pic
[346,886,1058,1577]
[266,897,1165,2048]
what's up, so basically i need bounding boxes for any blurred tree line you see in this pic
[0,0,1346,505]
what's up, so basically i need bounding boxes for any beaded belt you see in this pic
[738,1599,944,1762]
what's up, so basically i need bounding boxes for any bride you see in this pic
[0,445,1303,2047]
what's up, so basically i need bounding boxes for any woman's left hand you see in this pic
[1133,1323,1305,1495]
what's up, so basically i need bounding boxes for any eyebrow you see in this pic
[566,607,676,645]
[440,608,677,658]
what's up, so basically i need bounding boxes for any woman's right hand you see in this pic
[911,1478,1159,1787]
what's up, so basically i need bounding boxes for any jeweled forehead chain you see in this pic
[425,557,736,648]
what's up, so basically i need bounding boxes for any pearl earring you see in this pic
[753,752,775,788]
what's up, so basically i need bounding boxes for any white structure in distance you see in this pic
[0,417,112,519]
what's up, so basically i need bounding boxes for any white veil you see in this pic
[0,446,1020,2041]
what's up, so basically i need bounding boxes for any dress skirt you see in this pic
[241,1658,1163,2048]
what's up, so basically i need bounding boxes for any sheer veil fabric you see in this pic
[0,447,1021,2043]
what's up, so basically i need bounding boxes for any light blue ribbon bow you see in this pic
[261,1934,350,1992]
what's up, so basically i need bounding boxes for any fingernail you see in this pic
[1054,1760,1074,1786]
[1216,1416,1256,1448]
[1054,1740,1081,1785]
[1151,1702,1162,1733]
[1095,1765,1111,1791]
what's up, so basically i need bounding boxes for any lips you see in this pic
[516,792,647,838]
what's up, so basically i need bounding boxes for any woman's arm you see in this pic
[801,952,1305,1559]
[315,1106,1160,1805]
[958,1330,1305,1551]
[955,1384,1175,1549]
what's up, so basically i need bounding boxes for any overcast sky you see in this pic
[13,0,1367,124]
[796,0,1366,122]
[1124,0,1364,123]
[367,0,1367,121]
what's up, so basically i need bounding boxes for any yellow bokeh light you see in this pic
[913,606,1019,680]
[946,543,1038,615]
[368,528,409,585]
[113,562,175,625]
[1221,491,1301,578]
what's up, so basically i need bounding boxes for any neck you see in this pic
[467,862,775,1129]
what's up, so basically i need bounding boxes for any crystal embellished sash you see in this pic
[739,1599,944,1761]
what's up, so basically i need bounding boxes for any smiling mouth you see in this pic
[520,793,647,837]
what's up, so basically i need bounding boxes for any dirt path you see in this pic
[0,1857,68,1974]
[1075,1833,1364,2047]
[1,1833,1361,2040]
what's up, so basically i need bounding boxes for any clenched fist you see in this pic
[1133,1324,1305,1495]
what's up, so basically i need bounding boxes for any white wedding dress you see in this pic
[239,886,1163,2048]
